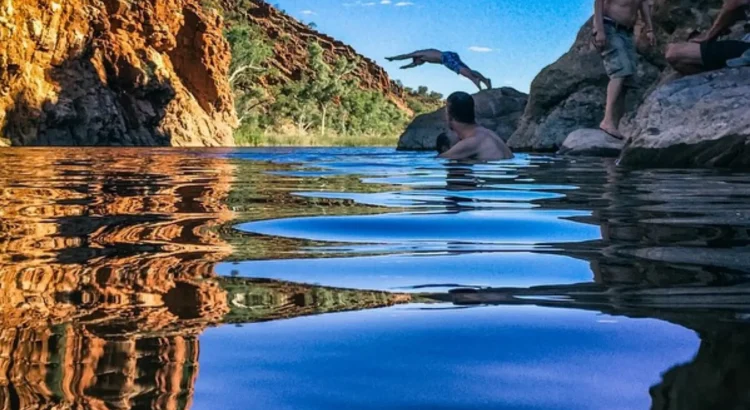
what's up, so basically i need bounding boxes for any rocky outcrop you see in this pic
[508,0,741,152]
[506,19,660,152]
[558,128,625,157]
[218,0,411,112]
[0,0,237,146]
[619,67,750,168]
[397,88,528,151]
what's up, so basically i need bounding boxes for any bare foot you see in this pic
[599,122,625,140]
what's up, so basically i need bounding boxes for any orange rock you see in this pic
[0,0,237,146]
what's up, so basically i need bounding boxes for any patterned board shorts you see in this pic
[598,24,637,84]
[441,52,468,74]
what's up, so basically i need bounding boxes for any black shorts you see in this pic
[701,40,750,70]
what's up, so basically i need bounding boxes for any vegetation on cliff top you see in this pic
[205,0,443,146]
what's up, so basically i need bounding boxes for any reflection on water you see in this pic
[0,147,749,409]
[0,148,410,409]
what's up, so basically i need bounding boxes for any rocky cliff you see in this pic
[0,0,237,146]
[217,0,411,113]
[397,88,528,151]
[507,0,741,152]
[619,67,750,168]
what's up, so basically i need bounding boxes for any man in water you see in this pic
[438,92,514,161]
[665,0,750,74]
[593,0,656,140]
[386,49,492,91]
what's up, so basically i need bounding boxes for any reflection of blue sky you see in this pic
[218,252,593,290]
[192,305,699,410]
[239,210,601,245]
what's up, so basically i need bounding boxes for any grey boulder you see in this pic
[619,67,750,169]
[559,128,625,157]
[397,87,527,151]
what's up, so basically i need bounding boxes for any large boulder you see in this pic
[619,67,750,168]
[558,128,625,157]
[397,87,527,151]
[507,0,735,152]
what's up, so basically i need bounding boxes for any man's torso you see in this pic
[471,128,513,161]
[603,0,643,27]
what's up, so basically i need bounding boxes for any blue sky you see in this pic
[274,0,594,96]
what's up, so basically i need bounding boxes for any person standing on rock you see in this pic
[386,49,492,91]
[665,0,750,74]
[438,92,513,161]
[593,0,656,140]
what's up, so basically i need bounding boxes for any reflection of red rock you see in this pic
[0,149,233,409]
[0,149,233,327]
[0,324,203,410]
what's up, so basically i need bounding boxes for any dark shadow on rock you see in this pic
[1,50,174,146]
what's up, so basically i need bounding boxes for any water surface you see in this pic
[1,147,749,410]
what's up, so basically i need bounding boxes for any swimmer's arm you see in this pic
[439,138,480,160]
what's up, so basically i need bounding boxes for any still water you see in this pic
[0,147,748,409]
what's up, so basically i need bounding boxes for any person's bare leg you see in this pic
[387,49,441,62]
[459,67,483,91]
[400,58,425,69]
[613,82,627,129]
[471,70,492,90]
[666,43,705,74]
[600,77,626,139]
[387,52,423,61]
[691,0,749,43]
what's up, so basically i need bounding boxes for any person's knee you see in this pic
[665,44,690,67]
[665,44,680,65]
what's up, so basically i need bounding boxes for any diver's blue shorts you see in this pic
[441,52,468,74]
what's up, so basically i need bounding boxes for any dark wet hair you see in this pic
[436,133,452,154]
[447,92,476,124]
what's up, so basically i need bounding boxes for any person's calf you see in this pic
[666,43,705,74]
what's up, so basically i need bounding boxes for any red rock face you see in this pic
[0,0,237,146]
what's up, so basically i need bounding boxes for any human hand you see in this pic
[594,32,607,50]
[646,31,656,47]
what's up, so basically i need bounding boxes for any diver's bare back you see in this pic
[474,127,513,161]
[603,0,643,26]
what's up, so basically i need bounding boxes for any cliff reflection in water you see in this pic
[0,149,409,409]
[0,148,231,409]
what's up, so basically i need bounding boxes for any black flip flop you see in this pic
[599,127,625,141]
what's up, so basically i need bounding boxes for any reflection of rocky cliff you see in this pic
[0,149,235,325]
[651,328,750,410]
[223,277,413,324]
[436,282,750,410]
[0,273,412,410]
[0,148,416,409]
[508,158,750,286]
[0,325,203,410]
